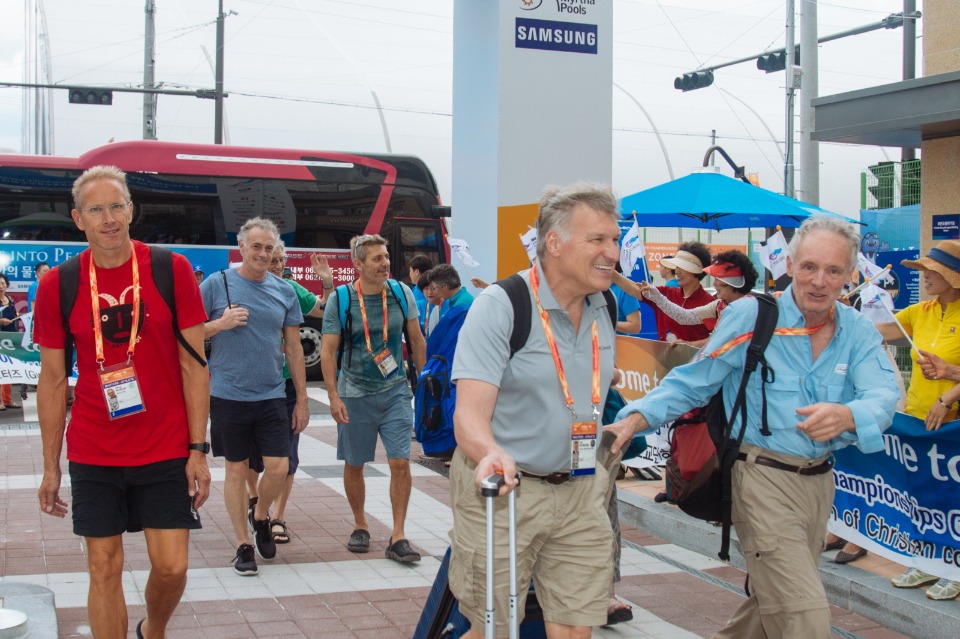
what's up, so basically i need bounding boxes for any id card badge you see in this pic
[374,348,399,378]
[570,421,597,477]
[98,362,146,420]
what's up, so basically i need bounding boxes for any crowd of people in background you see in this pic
[22,166,959,639]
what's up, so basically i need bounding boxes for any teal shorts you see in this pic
[337,381,413,466]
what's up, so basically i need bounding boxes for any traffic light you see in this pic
[756,46,801,73]
[68,89,113,105]
[674,70,714,92]
[867,162,895,210]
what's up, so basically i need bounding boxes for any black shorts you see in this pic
[248,380,300,475]
[210,396,289,462]
[69,458,201,538]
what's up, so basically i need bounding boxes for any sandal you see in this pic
[271,519,290,544]
[6,402,21,409]
[347,528,370,553]
[0,404,6,411]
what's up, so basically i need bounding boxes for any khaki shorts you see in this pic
[448,449,614,634]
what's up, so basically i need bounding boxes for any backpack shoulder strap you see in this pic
[386,279,409,319]
[336,284,353,370]
[494,274,531,359]
[57,253,83,375]
[150,246,206,367]
[601,288,617,330]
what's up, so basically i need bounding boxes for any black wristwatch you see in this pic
[188,442,211,454]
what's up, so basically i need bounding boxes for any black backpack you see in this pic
[58,246,206,374]
[495,273,617,357]
[664,293,779,561]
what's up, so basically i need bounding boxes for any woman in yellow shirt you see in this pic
[875,240,960,601]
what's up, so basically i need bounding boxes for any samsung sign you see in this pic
[515,18,597,55]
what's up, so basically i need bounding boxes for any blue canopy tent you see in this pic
[619,171,853,230]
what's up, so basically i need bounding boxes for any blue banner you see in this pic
[829,412,960,581]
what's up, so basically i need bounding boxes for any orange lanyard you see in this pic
[90,242,141,369]
[354,280,389,353]
[529,265,601,419]
[708,314,830,359]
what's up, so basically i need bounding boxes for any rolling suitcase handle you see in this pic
[480,473,520,639]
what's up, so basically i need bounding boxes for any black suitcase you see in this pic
[413,474,545,639]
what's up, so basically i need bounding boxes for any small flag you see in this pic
[859,282,895,324]
[857,253,893,285]
[620,217,646,277]
[759,230,789,280]
[446,237,480,268]
[520,227,538,262]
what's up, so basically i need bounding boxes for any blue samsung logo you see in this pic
[515,18,597,55]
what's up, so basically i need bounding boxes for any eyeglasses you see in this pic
[78,201,130,216]
[270,258,286,265]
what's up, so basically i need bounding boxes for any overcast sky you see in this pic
[0,0,922,217]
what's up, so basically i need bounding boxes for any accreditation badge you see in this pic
[570,421,597,477]
[374,348,399,378]
[98,362,146,420]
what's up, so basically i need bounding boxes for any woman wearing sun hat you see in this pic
[873,239,960,601]
[615,241,715,344]
[634,250,758,337]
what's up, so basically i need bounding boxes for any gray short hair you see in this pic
[350,234,388,262]
[273,239,286,256]
[789,215,860,272]
[238,217,280,244]
[72,166,130,209]
[429,264,461,290]
[535,183,618,261]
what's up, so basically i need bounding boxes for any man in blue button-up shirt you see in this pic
[609,216,900,639]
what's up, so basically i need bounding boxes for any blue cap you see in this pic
[193,265,204,273]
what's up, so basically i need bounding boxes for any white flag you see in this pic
[859,282,895,324]
[620,218,646,277]
[857,253,893,285]
[759,230,789,280]
[520,227,538,262]
[447,237,480,268]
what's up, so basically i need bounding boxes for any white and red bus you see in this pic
[0,140,451,378]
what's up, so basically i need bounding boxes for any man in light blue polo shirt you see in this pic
[608,216,900,638]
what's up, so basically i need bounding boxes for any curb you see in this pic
[616,488,960,639]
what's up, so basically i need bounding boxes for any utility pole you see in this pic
[214,0,225,144]
[143,0,157,140]
[799,0,819,205]
[902,0,917,162]
[783,0,796,198]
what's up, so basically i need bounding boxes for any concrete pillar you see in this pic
[920,0,960,259]
[452,0,613,279]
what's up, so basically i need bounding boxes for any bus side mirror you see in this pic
[430,205,451,219]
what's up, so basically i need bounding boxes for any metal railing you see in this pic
[861,159,921,210]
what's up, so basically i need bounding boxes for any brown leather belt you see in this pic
[518,470,571,485]
[737,452,834,476]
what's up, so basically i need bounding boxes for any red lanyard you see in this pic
[354,280,388,353]
[529,265,601,419]
[90,242,141,369]
[708,312,830,359]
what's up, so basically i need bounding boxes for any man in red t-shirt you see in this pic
[34,166,210,639]
[647,242,715,343]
